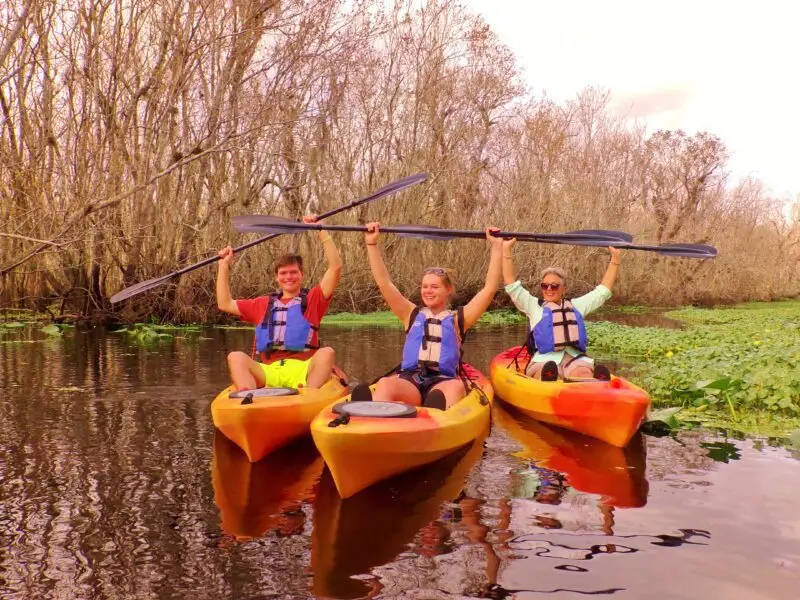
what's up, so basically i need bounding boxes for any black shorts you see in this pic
[398,369,455,399]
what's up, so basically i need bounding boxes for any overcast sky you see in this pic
[462,0,799,201]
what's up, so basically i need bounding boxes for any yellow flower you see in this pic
[665,351,674,357]
[754,340,762,346]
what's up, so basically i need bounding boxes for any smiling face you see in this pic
[420,271,452,312]
[540,272,566,304]
[275,262,304,296]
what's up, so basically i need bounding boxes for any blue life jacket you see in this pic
[254,289,319,356]
[529,299,587,354]
[400,307,464,378]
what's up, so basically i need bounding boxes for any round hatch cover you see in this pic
[332,401,417,418]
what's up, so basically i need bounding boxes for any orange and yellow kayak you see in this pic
[489,347,650,447]
[493,405,648,508]
[211,432,323,540]
[211,371,349,462]
[310,364,492,498]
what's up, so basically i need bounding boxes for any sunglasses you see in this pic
[540,282,561,291]
[423,267,447,276]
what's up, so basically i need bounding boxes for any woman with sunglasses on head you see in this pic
[502,238,622,381]
[350,222,504,410]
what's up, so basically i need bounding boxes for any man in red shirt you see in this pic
[216,215,342,391]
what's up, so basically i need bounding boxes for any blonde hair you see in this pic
[422,266,455,288]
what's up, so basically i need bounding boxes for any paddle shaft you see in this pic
[237,222,630,243]
[236,221,715,257]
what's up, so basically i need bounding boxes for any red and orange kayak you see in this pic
[493,405,648,508]
[211,371,349,462]
[489,347,650,447]
[310,364,492,498]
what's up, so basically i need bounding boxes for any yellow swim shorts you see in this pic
[259,358,311,389]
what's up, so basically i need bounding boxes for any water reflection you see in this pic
[493,406,649,511]
[1,324,799,599]
[211,433,323,540]
[311,435,486,599]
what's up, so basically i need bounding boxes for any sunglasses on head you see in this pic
[540,282,561,291]
[423,267,447,276]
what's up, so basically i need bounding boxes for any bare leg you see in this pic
[305,347,335,389]
[374,376,423,406]
[430,378,467,408]
[564,357,594,379]
[227,351,267,391]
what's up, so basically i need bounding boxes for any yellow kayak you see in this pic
[311,433,486,598]
[490,347,651,447]
[310,364,492,498]
[211,432,323,540]
[211,372,349,462]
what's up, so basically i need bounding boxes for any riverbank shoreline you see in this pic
[3,301,799,439]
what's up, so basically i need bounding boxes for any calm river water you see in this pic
[1,323,798,599]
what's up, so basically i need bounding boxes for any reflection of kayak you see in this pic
[312,433,486,599]
[211,431,323,540]
[310,364,492,498]
[211,372,349,462]
[493,405,648,508]
[489,347,650,447]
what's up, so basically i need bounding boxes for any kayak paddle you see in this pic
[233,216,717,258]
[232,216,634,247]
[110,172,429,303]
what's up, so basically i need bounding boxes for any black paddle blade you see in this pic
[655,243,718,258]
[360,172,428,204]
[110,273,177,303]
[232,214,306,234]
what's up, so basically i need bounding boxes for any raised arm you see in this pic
[600,247,622,291]
[502,236,517,285]
[461,228,504,331]
[305,214,343,299]
[216,246,241,316]
[364,222,415,325]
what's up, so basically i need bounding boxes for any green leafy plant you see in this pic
[114,323,174,344]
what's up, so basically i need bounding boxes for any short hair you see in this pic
[540,267,567,286]
[274,253,303,274]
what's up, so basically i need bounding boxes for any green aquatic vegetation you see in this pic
[0,321,26,329]
[148,324,203,332]
[114,323,174,343]
[322,311,402,327]
[586,301,800,435]
[475,309,526,326]
[41,324,63,336]
[322,308,527,327]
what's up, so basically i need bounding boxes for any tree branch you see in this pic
[0,136,236,276]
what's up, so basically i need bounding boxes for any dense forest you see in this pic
[2,0,798,323]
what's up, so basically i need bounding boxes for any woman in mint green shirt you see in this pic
[501,238,622,381]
